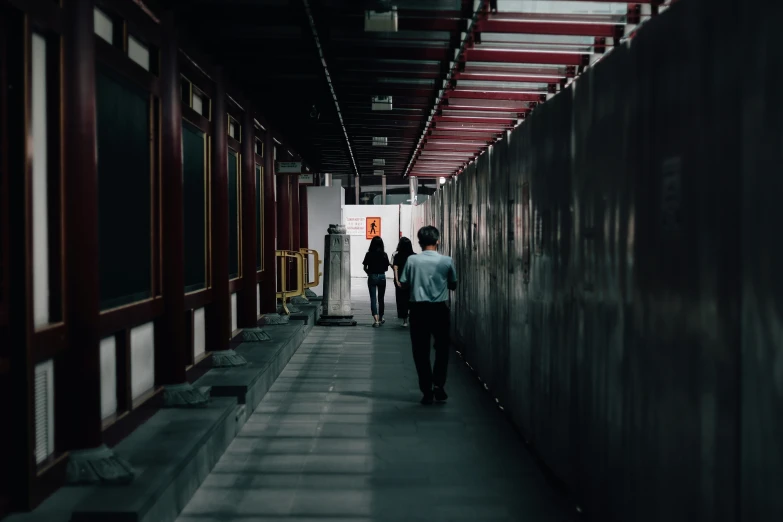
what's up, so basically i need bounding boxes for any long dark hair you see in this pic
[369,236,384,253]
[395,237,414,257]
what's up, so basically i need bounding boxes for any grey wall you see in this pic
[413,2,781,521]
[306,185,343,296]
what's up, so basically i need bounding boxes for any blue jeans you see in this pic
[367,274,386,317]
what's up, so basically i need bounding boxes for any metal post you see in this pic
[382,175,387,205]
[323,173,332,186]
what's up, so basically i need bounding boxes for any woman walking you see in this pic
[392,237,415,327]
[362,236,390,327]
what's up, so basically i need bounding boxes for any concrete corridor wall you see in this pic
[413,2,781,522]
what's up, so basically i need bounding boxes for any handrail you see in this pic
[299,248,322,292]
[275,250,305,315]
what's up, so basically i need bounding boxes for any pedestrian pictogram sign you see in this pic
[366,217,381,239]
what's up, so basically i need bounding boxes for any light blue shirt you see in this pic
[399,251,457,303]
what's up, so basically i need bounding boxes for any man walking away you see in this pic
[399,226,457,404]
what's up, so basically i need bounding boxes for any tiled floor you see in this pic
[176,279,576,522]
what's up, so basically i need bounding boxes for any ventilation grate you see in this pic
[34,360,55,465]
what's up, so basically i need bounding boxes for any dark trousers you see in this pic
[394,284,410,319]
[367,274,386,317]
[409,301,450,394]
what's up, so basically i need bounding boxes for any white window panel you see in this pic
[128,35,150,71]
[94,7,113,44]
[32,33,50,329]
[192,91,204,115]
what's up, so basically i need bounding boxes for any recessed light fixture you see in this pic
[372,95,393,111]
[373,158,386,166]
[372,137,388,146]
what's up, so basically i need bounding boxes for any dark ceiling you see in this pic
[166,0,667,187]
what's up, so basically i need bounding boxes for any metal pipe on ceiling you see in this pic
[302,0,359,177]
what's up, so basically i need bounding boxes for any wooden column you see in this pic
[238,106,257,327]
[206,68,229,350]
[60,0,102,451]
[156,10,187,385]
[299,184,309,249]
[260,132,276,313]
[276,173,291,250]
[276,173,292,298]
[289,176,301,292]
[6,6,33,509]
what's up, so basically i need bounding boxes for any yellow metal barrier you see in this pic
[275,250,305,315]
[299,248,322,292]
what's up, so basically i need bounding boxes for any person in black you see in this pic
[391,237,415,327]
[362,236,390,327]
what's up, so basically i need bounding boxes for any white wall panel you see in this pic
[100,336,117,419]
[193,307,206,359]
[130,322,155,400]
[231,292,238,332]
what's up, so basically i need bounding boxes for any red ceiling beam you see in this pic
[434,115,516,126]
[455,70,561,83]
[476,19,617,37]
[464,47,587,66]
[427,134,497,142]
[445,89,545,102]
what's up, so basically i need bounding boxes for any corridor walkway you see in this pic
[176,280,576,522]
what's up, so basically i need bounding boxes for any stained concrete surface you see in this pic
[176,279,577,522]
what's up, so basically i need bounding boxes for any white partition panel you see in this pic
[100,336,117,419]
[342,205,401,279]
[193,307,206,359]
[32,33,50,329]
[306,185,343,295]
[130,322,155,400]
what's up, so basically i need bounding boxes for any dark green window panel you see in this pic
[183,121,207,293]
[228,150,240,279]
[96,69,151,310]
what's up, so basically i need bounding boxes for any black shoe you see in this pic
[433,386,448,402]
[420,393,434,405]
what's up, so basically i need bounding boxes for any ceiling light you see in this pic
[372,137,388,146]
[373,158,386,166]
[372,95,393,111]
[364,5,398,32]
